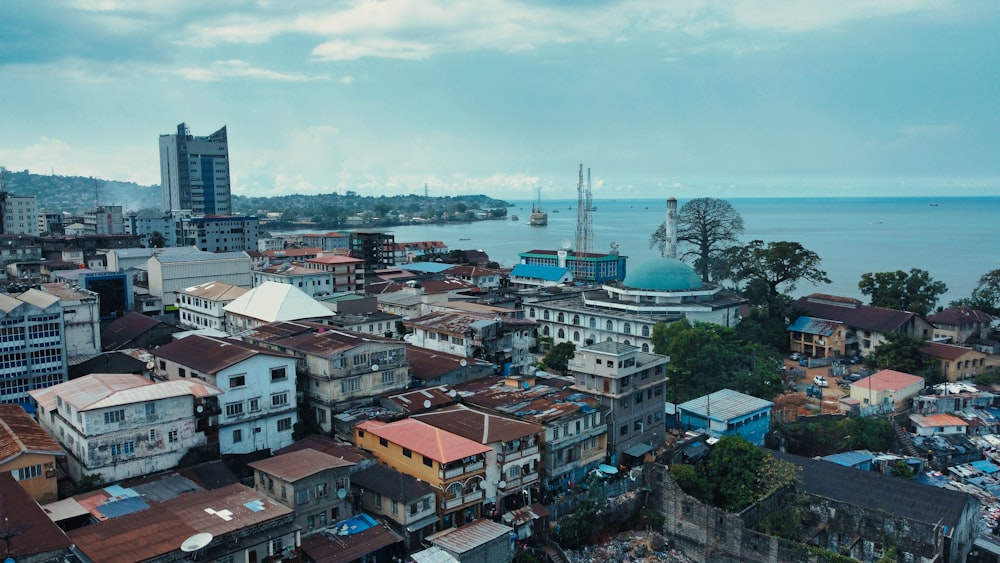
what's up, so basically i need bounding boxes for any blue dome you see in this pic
[622,257,702,291]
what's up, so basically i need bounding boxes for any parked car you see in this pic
[849,356,863,365]
[813,375,829,388]
[790,352,803,361]
[844,373,863,382]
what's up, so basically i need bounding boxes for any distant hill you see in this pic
[0,169,160,214]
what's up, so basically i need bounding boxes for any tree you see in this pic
[648,197,744,283]
[858,268,947,316]
[148,230,166,248]
[542,341,576,374]
[953,268,1000,316]
[718,240,831,318]
[868,332,938,381]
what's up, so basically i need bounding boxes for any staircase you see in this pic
[541,540,569,563]
[891,417,920,457]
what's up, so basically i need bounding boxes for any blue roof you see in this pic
[788,316,842,336]
[97,496,149,519]
[511,264,569,281]
[972,459,1000,474]
[622,257,701,291]
[400,262,452,274]
[822,450,874,468]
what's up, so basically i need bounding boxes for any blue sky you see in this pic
[1,1,997,200]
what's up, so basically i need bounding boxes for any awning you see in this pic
[623,443,655,458]
[598,464,619,475]
[405,514,440,533]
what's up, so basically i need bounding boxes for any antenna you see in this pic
[180,532,213,552]
[574,163,593,279]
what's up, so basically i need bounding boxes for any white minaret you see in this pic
[665,197,678,259]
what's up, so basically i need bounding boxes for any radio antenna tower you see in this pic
[574,163,593,279]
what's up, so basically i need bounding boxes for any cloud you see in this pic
[171,59,330,82]
[0,137,158,185]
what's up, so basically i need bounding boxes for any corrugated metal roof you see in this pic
[510,263,569,281]
[0,403,64,464]
[678,388,774,421]
[851,369,924,392]
[223,281,334,322]
[426,518,513,554]
[357,418,491,463]
[248,448,354,482]
[16,288,60,309]
[155,250,249,263]
[29,373,220,412]
[411,404,544,445]
[787,316,843,336]
[822,450,874,468]
[178,281,248,302]
[154,335,292,374]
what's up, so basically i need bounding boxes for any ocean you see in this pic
[276,196,1000,307]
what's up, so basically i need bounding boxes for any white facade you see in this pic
[175,281,248,332]
[252,265,336,299]
[0,289,67,405]
[148,250,252,309]
[1,194,40,236]
[39,283,101,359]
[127,209,176,247]
[179,215,260,253]
[29,375,220,483]
[154,337,298,456]
[83,205,124,235]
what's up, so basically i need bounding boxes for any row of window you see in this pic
[228,367,287,389]
[551,413,602,440]
[225,392,289,417]
[232,418,293,443]
[529,310,651,336]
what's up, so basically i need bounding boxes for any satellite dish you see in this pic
[371,364,379,371]
[146,361,155,370]
[423,400,432,409]
[337,488,347,499]
[498,480,507,489]
[459,359,467,367]
[196,405,204,413]
[561,239,571,250]
[181,532,214,552]
[448,390,458,398]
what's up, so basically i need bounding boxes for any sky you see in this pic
[1,1,998,201]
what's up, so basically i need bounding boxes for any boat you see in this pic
[929,203,939,207]
[529,187,548,226]
[511,215,519,221]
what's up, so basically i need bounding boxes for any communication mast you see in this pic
[574,164,593,279]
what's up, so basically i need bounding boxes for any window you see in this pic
[178,368,187,378]
[619,425,628,436]
[403,448,412,458]
[589,317,597,328]
[557,329,565,339]
[149,429,157,442]
[573,331,580,342]
[271,392,289,407]
[606,320,613,331]
[104,409,125,424]
[542,310,550,320]
[572,314,580,325]
[341,377,361,394]
[168,430,178,443]
[642,325,650,337]
[557,312,565,323]
[296,489,310,505]
[423,455,433,467]
[110,444,122,457]
[391,500,398,515]
[316,483,329,497]
[375,493,382,507]
[145,403,156,418]
[249,397,261,412]
[410,503,419,515]
[229,375,246,388]
[271,538,284,554]
[277,418,292,432]
[13,464,42,481]
[381,371,395,386]
[225,402,244,417]
[379,437,389,447]
[270,367,287,381]
[233,429,243,443]
[623,322,631,335]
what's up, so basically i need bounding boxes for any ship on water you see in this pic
[529,187,548,226]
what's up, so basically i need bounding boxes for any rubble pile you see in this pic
[563,530,692,563]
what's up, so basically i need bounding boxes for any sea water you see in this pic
[276,196,1000,306]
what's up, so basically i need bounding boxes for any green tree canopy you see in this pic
[858,268,947,316]
[148,230,166,248]
[953,268,1000,316]
[717,240,831,318]
[868,332,939,382]
[648,197,744,283]
[542,341,576,374]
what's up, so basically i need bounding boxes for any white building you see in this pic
[304,255,365,293]
[126,209,176,247]
[147,249,252,310]
[252,263,336,299]
[153,335,298,456]
[38,283,101,360]
[0,289,67,405]
[404,311,536,375]
[83,205,124,235]
[104,246,199,273]
[223,281,334,335]
[178,215,260,253]
[29,373,222,483]
[1,194,40,236]
[175,281,248,332]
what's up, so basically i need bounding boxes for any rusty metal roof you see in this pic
[0,403,63,464]
[248,448,354,482]
[410,403,544,445]
[154,334,293,374]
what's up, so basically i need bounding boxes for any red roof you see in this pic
[0,404,63,465]
[248,448,354,481]
[853,369,924,392]
[357,418,491,463]
[308,255,365,265]
[928,306,994,326]
[920,341,983,361]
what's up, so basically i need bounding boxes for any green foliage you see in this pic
[648,197,744,283]
[734,308,789,352]
[672,435,799,513]
[659,320,784,402]
[542,341,576,374]
[953,268,1000,316]
[77,473,106,493]
[869,332,939,381]
[551,474,609,548]
[148,230,166,248]
[755,493,809,539]
[717,240,831,318]
[858,268,947,316]
[772,417,893,457]
[975,368,1000,387]
[890,460,914,479]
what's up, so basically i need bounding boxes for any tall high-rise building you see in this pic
[158,123,232,215]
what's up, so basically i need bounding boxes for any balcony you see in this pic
[442,489,484,510]
[498,445,538,463]
[441,460,484,480]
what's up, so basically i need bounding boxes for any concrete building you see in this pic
[920,341,990,382]
[676,388,774,446]
[849,369,925,412]
[304,254,366,293]
[253,262,336,299]
[104,245,199,273]
[29,373,222,483]
[178,214,260,253]
[411,403,544,513]
[249,448,355,536]
[355,418,492,529]
[518,248,626,284]
[568,341,669,465]
[928,306,994,345]
[441,265,504,291]
[125,208,175,247]
[0,288,68,406]
[350,230,395,270]
[300,232,350,252]
[239,321,408,433]
[351,463,439,551]
[404,311,535,375]
[147,249,251,310]
[38,282,101,360]
[508,264,573,289]
[524,256,745,353]
[175,280,248,332]
[159,123,232,215]
[153,335,298,456]
[83,205,124,235]
[0,403,64,503]
[393,240,447,264]
[223,281,334,334]
[38,210,63,235]
[1,193,40,236]
[421,519,515,563]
